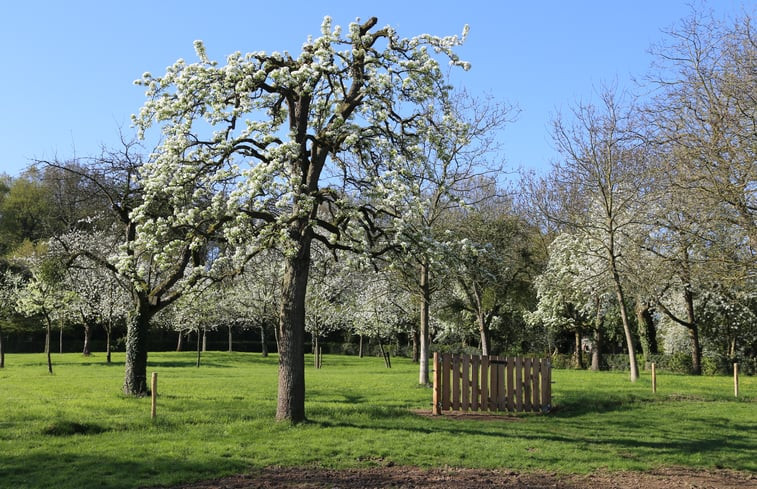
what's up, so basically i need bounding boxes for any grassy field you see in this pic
[0,352,754,489]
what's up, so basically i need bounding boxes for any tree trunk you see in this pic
[176,331,183,351]
[59,323,64,354]
[591,303,603,371]
[260,325,268,357]
[358,334,364,358]
[0,324,4,368]
[635,299,658,367]
[683,287,702,375]
[105,325,112,364]
[276,234,311,423]
[418,261,431,386]
[313,335,320,369]
[123,299,153,396]
[228,324,233,352]
[477,310,490,357]
[196,329,201,368]
[609,260,638,382]
[202,328,207,352]
[44,316,53,374]
[82,324,91,356]
[411,329,419,363]
[573,330,584,369]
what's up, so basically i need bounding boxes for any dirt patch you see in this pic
[149,466,757,489]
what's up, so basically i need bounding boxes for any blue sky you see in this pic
[0,0,749,178]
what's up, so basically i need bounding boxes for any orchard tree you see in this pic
[0,265,25,368]
[53,230,131,359]
[351,270,413,367]
[531,89,649,381]
[445,186,541,356]
[14,247,75,374]
[386,91,515,384]
[645,8,756,259]
[131,17,472,422]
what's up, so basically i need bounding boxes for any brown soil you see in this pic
[147,466,756,489]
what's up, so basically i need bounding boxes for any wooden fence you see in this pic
[432,353,551,414]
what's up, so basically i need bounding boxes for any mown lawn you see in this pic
[0,352,754,489]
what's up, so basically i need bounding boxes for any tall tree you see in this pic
[130,17,471,422]
[532,89,648,381]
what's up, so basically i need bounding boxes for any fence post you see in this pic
[734,363,739,398]
[651,363,657,394]
[150,372,158,419]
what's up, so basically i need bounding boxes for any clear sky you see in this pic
[0,0,749,178]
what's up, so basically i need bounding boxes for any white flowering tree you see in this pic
[0,265,24,368]
[386,92,515,385]
[527,233,614,369]
[131,17,471,422]
[305,248,355,368]
[52,230,131,360]
[350,271,413,367]
[14,247,76,374]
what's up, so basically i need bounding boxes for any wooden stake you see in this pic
[151,372,158,419]
[734,363,739,397]
[651,363,657,394]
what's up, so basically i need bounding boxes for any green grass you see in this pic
[0,352,754,489]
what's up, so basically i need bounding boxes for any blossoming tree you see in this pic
[131,17,470,422]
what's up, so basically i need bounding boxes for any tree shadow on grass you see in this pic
[0,450,248,489]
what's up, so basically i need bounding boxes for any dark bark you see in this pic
[683,287,702,375]
[260,325,268,357]
[411,330,419,363]
[573,330,584,369]
[276,232,311,423]
[44,315,53,374]
[82,324,91,356]
[418,262,431,385]
[196,329,201,368]
[123,299,154,396]
[591,304,603,371]
[635,299,658,366]
[105,324,112,364]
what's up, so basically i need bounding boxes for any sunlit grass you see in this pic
[0,352,754,489]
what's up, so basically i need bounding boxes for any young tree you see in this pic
[532,89,649,381]
[131,17,471,422]
[14,248,75,374]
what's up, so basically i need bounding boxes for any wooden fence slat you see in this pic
[471,355,480,411]
[523,358,532,412]
[489,357,499,411]
[506,357,515,411]
[542,358,551,412]
[432,352,440,415]
[452,355,461,411]
[515,357,523,412]
[532,358,541,411]
[461,356,470,411]
[441,353,451,411]
[480,356,489,411]
[497,357,506,411]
